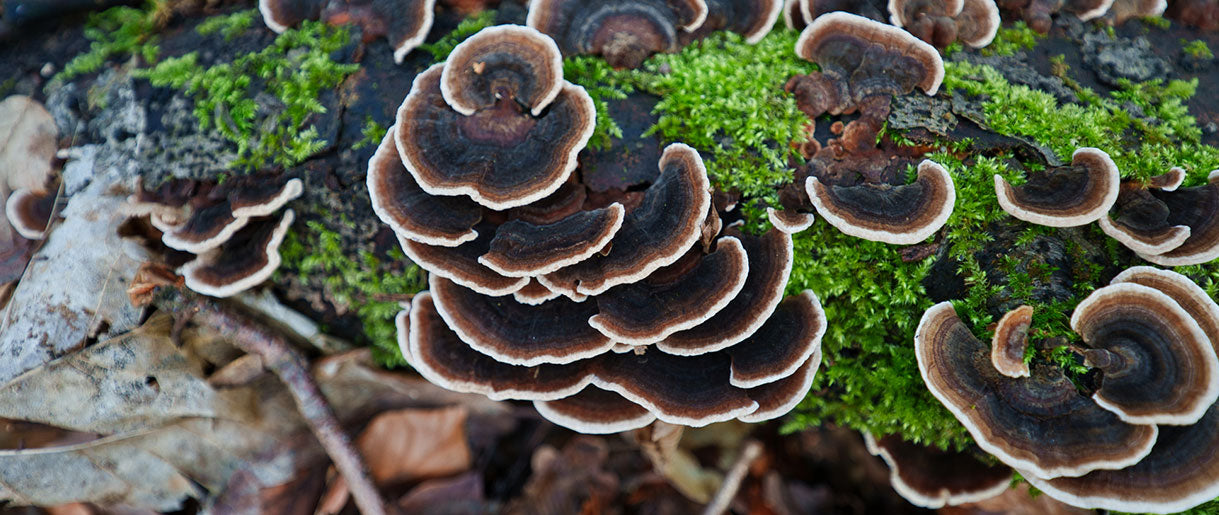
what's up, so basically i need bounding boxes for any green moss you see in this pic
[1183,39,1215,60]
[195,8,257,41]
[419,10,497,61]
[352,116,388,150]
[278,220,427,366]
[57,1,163,81]
[563,56,633,151]
[981,22,1040,56]
[137,20,359,170]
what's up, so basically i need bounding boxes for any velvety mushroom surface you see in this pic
[806,159,956,245]
[259,0,436,62]
[368,129,483,247]
[180,210,295,298]
[1136,171,1219,266]
[994,147,1120,227]
[440,25,564,117]
[864,432,1013,509]
[991,305,1032,378]
[795,11,944,102]
[527,0,710,68]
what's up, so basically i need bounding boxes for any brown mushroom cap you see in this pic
[227,178,302,218]
[440,25,565,117]
[1149,167,1186,191]
[806,159,956,245]
[783,0,806,29]
[725,290,826,388]
[1137,171,1219,267]
[1111,266,1219,347]
[397,227,530,296]
[955,0,1000,48]
[1071,283,1219,425]
[478,203,625,277]
[368,129,482,247]
[540,143,712,297]
[158,201,249,254]
[888,0,965,26]
[513,278,563,305]
[736,354,820,422]
[180,209,294,298]
[1106,0,1167,23]
[864,432,1013,509]
[527,0,710,68]
[991,305,1032,378]
[395,64,596,210]
[259,0,436,63]
[534,385,658,434]
[589,236,750,345]
[1098,199,1191,257]
[795,11,945,96]
[430,275,615,366]
[994,147,1121,228]
[1064,0,1117,20]
[767,206,815,234]
[658,228,794,355]
[915,301,1159,479]
[5,188,54,240]
[699,0,784,43]
[258,0,326,33]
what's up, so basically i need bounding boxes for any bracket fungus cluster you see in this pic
[863,432,1013,508]
[374,25,827,432]
[1100,169,1219,266]
[888,0,1001,48]
[994,147,1120,228]
[127,176,302,298]
[916,266,1219,512]
[258,0,436,62]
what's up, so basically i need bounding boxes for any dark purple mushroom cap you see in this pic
[429,275,615,366]
[767,206,815,234]
[226,178,302,218]
[395,64,596,210]
[724,290,826,388]
[994,147,1120,228]
[513,278,563,305]
[4,188,55,240]
[180,209,294,298]
[158,201,249,254]
[540,143,712,297]
[864,432,1013,509]
[397,226,530,296]
[1071,283,1219,425]
[806,159,956,245]
[440,25,565,117]
[527,0,710,68]
[698,0,784,43]
[795,11,945,96]
[478,203,625,277]
[658,228,794,355]
[915,301,1159,479]
[367,129,482,247]
[1138,171,1219,267]
[534,385,657,434]
[991,305,1032,378]
[736,354,820,422]
[260,0,436,63]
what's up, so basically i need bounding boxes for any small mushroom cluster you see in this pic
[998,0,1167,33]
[126,176,302,298]
[374,25,828,432]
[916,266,1219,513]
[784,0,1000,49]
[777,13,958,245]
[259,0,437,62]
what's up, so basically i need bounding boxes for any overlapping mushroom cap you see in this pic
[806,159,956,245]
[259,0,436,62]
[994,147,1120,228]
[1122,170,1219,267]
[527,0,710,68]
[863,432,1013,509]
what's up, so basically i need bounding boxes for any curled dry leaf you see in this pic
[0,95,59,193]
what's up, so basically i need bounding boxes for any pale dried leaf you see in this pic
[356,406,472,484]
[0,95,58,193]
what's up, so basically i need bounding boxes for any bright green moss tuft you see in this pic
[352,116,388,151]
[981,22,1040,56]
[57,1,163,81]
[1183,39,1215,60]
[195,8,257,41]
[563,56,633,151]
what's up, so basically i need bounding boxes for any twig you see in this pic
[154,288,388,515]
[701,439,764,515]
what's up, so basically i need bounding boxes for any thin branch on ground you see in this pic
[702,439,763,515]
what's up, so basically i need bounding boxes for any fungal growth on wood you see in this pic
[864,432,1013,509]
[994,147,1120,228]
[889,0,1001,49]
[259,0,437,62]
[527,0,710,68]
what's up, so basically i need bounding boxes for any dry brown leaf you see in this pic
[398,472,492,513]
[0,95,58,193]
[356,406,472,484]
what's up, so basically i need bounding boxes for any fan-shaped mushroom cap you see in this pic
[725,290,826,387]
[1065,0,1117,20]
[783,0,806,29]
[5,188,54,240]
[259,0,436,63]
[767,206,815,234]
[956,0,1000,48]
[506,181,588,225]
[430,275,615,366]
[591,351,757,426]
[1137,171,1219,267]
[864,432,1012,509]
[158,201,249,254]
[513,278,563,305]
[1149,167,1186,191]
[1111,266,1219,347]
[806,159,956,245]
[228,178,303,218]
[395,64,596,210]
[1106,0,1167,23]
[589,236,749,345]
[397,228,530,296]
[795,11,944,96]
[736,354,821,422]
[699,0,784,43]
[995,147,1120,228]
[527,0,710,68]
[258,0,326,33]
[478,203,625,277]
[534,386,658,434]
[888,0,965,26]
[368,130,482,247]
[440,25,565,117]
[658,228,793,355]
[540,143,712,296]
[915,301,1159,479]
[1071,282,1219,425]
[991,305,1032,378]
[180,210,294,298]
[1098,200,1191,257]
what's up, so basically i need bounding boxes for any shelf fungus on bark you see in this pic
[806,159,956,245]
[1131,171,1219,267]
[888,0,1000,48]
[994,147,1120,228]
[395,28,595,210]
[533,386,658,434]
[512,278,563,305]
[1099,170,1192,257]
[686,0,785,43]
[258,0,436,62]
[785,0,889,29]
[180,210,295,298]
[766,206,815,234]
[478,203,625,277]
[1105,0,1168,24]
[863,432,1013,509]
[526,0,710,69]
[991,305,1032,378]
[997,0,1115,33]
[915,301,1159,479]
[397,227,531,297]
[368,130,483,247]
[4,188,55,240]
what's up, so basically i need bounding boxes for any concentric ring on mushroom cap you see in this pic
[258,0,326,33]
[699,0,784,43]
[440,25,565,117]
[806,159,956,245]
[991,305,1032,378]
[1149,167,1186,191]
[259,0,436,63]
[395,64,596,210]
[180,209,295,298]
[5,188,55,240]
[725,290,826,388]
[589,236,749,346]
[887,0,965,27]
[1069,284,1218,425]
[513,279,563,305]
[1138,171,1219,267]
[658,228,794,356]
[367,129,482,247]
[429,275,615,366]
[527,0,710,68]
[736,353,821,422]
[915,301,1158,479]
[540,143,712,297]
[228,178,303,218]
[864,432,1012,509]
[795,11,945,95]
[994,147,1120,227]
[478,203,625,277]
[1066,0,1117,20]
[397,229,530,296]
[534,385,658,434]
[1098,210,1191,257]
[955,0,1000,48]
[766,207,815,234]
[159,201,249,254]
